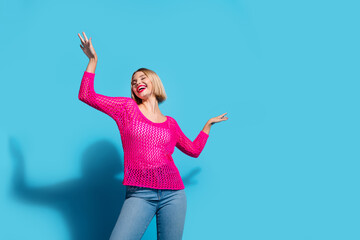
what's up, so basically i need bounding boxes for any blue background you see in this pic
[1,0,359,239]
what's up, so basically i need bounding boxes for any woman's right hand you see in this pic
[78,32,97,60]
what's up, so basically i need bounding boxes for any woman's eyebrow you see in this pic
[132,74,146,82]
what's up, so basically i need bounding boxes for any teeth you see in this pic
[138,86,146,91]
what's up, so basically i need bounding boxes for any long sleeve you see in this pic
[78,71,129,120]
[174,119,210,158]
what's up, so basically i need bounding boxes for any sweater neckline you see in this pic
[135,102,169,125]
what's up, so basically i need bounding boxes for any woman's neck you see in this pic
[139,95,161,116]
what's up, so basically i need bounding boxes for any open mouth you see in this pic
[137,85,147,93]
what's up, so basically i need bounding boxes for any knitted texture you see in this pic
[78,71,209,189]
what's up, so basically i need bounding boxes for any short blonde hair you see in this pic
[131,68,167,105]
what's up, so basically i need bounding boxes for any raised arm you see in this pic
[78,32,129,119]
[78,70,129,118]
[174,119,210,158]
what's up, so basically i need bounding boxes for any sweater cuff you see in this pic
[84,71,95,76]
[200,130,209,137]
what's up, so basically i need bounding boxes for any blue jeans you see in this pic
[109,186,187,240]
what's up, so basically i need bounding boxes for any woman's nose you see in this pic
[136,82,144,88]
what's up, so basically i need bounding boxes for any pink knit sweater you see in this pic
[78,71,209,190]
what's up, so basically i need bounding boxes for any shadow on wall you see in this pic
[9,137,201,240]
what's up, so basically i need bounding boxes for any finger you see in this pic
[219,113,227,118]
[216,117,228,122]
[83,31,89,42]
[78,33,85,44]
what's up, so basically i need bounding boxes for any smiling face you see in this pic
[131,71,154,102]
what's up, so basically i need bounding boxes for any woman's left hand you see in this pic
[209,112,228,125]
[202,112,228,134]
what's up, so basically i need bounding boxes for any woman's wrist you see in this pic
[86,57,98,73]
[89,56,98,62]
[202,121,211,135]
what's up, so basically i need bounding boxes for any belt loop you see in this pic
[158,189,162,200]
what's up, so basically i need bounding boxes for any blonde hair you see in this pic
[131,68,167,105]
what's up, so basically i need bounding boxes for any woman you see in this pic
[77,32,228,240]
